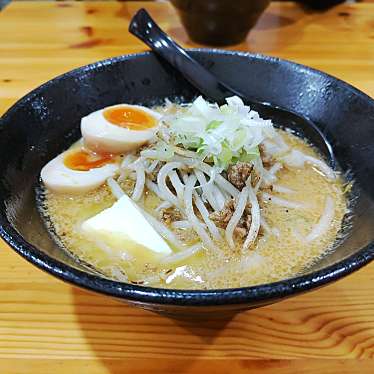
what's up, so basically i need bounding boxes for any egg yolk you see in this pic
[64,149,115,171]
[103,106,157,130]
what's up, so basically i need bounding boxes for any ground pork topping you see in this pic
[227,162,253,190]
[161,207,183,225]
[209,199,235,229]
[209,199,252,239]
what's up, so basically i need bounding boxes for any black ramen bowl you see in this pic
[1,50,374,315]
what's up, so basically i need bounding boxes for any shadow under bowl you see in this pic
[0,50,374,315]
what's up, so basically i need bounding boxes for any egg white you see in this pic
[41,148,120,194]
[81,104,161,154]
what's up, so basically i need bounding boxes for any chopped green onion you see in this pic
[207,120,223,131]
[239,147,260,162]
[164,96,275,169]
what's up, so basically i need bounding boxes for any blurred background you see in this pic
[0,0,361,45]
[0,0,361,12]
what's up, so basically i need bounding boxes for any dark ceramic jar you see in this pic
[170,0,271,46]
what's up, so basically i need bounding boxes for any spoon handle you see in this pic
[129,9,238,103]
[129,9,335,166]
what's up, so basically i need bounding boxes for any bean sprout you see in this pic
[193,191,222,241]
[169,170,185,204]
[212,184,226,211]
[184,175,218,252]
[225,187,249,249]
[155,201,173,213]
[262,192,307,210]
[107,177,125,200]
[305,196,334,242]
[142,210,185,250]
[272,184,294,194]
[197,162,239,198]
[171,220,193,230]
[157,162,183,207]
[194,169,220,211]
[146,159,159,173]
[260,217,280,238]
[145,179,162,198]
[282,149,335,180]
[163,243,203,264]
[264,162,282,185]
[132,164,145,202]
[243,184,261,251]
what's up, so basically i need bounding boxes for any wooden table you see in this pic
[1,1,374,372]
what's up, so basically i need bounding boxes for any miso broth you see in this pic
[40,121,347,290]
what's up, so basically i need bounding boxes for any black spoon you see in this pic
[129,8,335,165]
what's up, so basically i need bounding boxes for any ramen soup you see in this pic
[38,96,348,289]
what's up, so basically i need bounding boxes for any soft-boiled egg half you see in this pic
[81,104,161,154]
[41,140,120,194]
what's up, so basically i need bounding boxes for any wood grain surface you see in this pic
[0,1,374,373]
